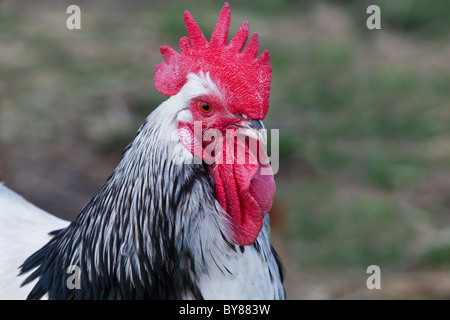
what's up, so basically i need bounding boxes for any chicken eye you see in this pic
[199,101,212,114]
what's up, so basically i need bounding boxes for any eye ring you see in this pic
[199,101,212,114]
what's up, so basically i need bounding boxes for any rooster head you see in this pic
[154,2,275,246]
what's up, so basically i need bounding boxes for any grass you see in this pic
[263,1,450,273]
[278,177,419,270]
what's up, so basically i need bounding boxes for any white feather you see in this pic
[0,183,69,299]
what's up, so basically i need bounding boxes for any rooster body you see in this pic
[0,3,285,299]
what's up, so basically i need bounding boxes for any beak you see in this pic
[249,119,266,131]
[237,119,268,145]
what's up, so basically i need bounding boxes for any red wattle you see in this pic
[178,123,276,246]
[210,134,275,246]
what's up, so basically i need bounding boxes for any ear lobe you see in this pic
[177,122,215,164]
[176,109,194,123]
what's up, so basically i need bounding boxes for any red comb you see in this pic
[154,2,272,119]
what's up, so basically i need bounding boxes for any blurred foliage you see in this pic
[281,178,417,268]
[1,0,450,281]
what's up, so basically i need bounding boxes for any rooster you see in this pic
[0,3,285,300]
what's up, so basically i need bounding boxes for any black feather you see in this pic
[19,110,285,300]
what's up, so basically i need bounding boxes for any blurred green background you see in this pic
[1,0,450,299]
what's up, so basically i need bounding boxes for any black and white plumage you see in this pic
[0,3,285,300]
[0,73,284,300]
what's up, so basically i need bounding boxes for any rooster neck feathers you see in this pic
[19,104,284,299]
[20,107,216,299]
